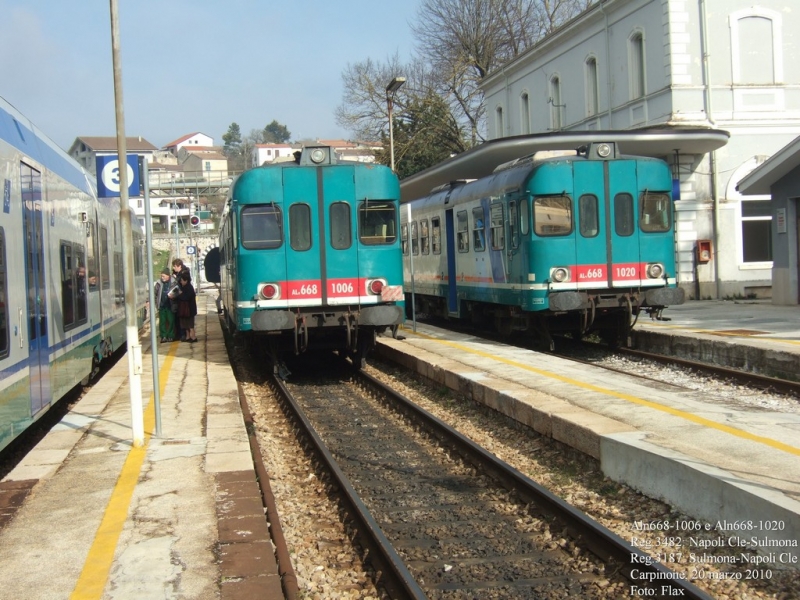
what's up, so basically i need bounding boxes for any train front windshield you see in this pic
[358,201,397,245]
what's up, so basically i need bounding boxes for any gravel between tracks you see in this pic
[235,345,798,600]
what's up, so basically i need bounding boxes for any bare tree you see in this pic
[334,0,593,176]
[411,0,592,144]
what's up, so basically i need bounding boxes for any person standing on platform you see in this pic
[171,258,190,340]
[175,271,198,343]
[154,269,176,342]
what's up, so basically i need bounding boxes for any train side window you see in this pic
[457,211,469,252]
[358,200,397,245]
[431,217,441,254]
[508,200,519,249]
[579,194,599,237]
[400,223,408,255]
[60,242,75,329]
[533,195,573,236]
[100,226,111,290]
[472,207,486,251]
[330,202,352,250]
[639,192,671,232]
[0,227,8,359]
[490,203,505,250]
[614,193,634,237]
[289,203,312,251]
[410,221,419,255]
[519,196,530,236]
[241,204,283,249]
[419,219,430,254]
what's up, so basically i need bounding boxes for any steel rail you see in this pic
[354,369,715,600]
[267,373,428,600]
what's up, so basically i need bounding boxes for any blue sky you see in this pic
[0,1,419,151]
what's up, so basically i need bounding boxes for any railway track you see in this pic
[551,338,800,399]
[265,356,713,599]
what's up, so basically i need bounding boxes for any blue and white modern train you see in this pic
[401,141,685,348]
[0,96,147,453]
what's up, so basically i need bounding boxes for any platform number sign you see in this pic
[96,155,141,198]
[186,245,196,255]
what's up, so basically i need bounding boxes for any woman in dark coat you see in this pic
[174,272,198,342]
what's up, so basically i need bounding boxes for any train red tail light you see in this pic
[259,283,280,300]
[368,279,385,294]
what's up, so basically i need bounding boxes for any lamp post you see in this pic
[385,76,406,172]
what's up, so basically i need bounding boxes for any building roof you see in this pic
[163,132,210,148]
[71,136,158,152]
[183,150,227,161]
[736,136,800,195]
[316,139,357,149]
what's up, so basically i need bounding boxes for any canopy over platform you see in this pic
[399,128,730,203]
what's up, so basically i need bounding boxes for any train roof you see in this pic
[0,96,96,197]
[399,128,730,203]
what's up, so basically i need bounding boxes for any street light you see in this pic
[386,76,406,172]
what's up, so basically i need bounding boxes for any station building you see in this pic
[479,0,800,302]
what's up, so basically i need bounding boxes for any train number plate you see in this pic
[287,280,322,299]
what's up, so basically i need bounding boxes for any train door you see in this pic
[503,195,518,282]
[21,163,51,413]
[88,213,102,331]
[280,165,361,308]
[571,161,608,285]
[321,166,359,304]
[444,209,457,313]
[607,160,642,286]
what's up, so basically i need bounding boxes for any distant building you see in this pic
[68,136,158,176]
[163,132,214,156]
[316,139,381,163]
[252,143,295,167]
[177,146,228,175]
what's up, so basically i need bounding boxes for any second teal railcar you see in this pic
[400,142,685,348]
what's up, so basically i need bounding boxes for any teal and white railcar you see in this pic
[0,96,147,453]
[212,145,404,369]
[401,142,685,348]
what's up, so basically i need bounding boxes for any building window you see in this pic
[741,200,772,263]
[495,106,504,138]
[585,57,599,116]
[731,9,782,85]
[520,93,531,135]
[549,76,563,130]
[629,32,645,99]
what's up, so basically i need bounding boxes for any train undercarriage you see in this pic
[407,288,682,350]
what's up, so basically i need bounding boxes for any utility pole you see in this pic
[109,0,144,446]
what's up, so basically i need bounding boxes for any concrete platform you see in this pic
[0,294,284,599]
[633,299,800,381]
[377,309,800,556]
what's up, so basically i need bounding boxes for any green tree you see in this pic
[222,122,242,155]
[262,120,291,144]
[377,92,468,179]
[222,123,247,172]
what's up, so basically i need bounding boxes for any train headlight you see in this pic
[646,263,664,279]
[258,283,280,300]
[597,143,612,158]
[310,148,326,164]
[551,267,569,283]
[368,278,386,294]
